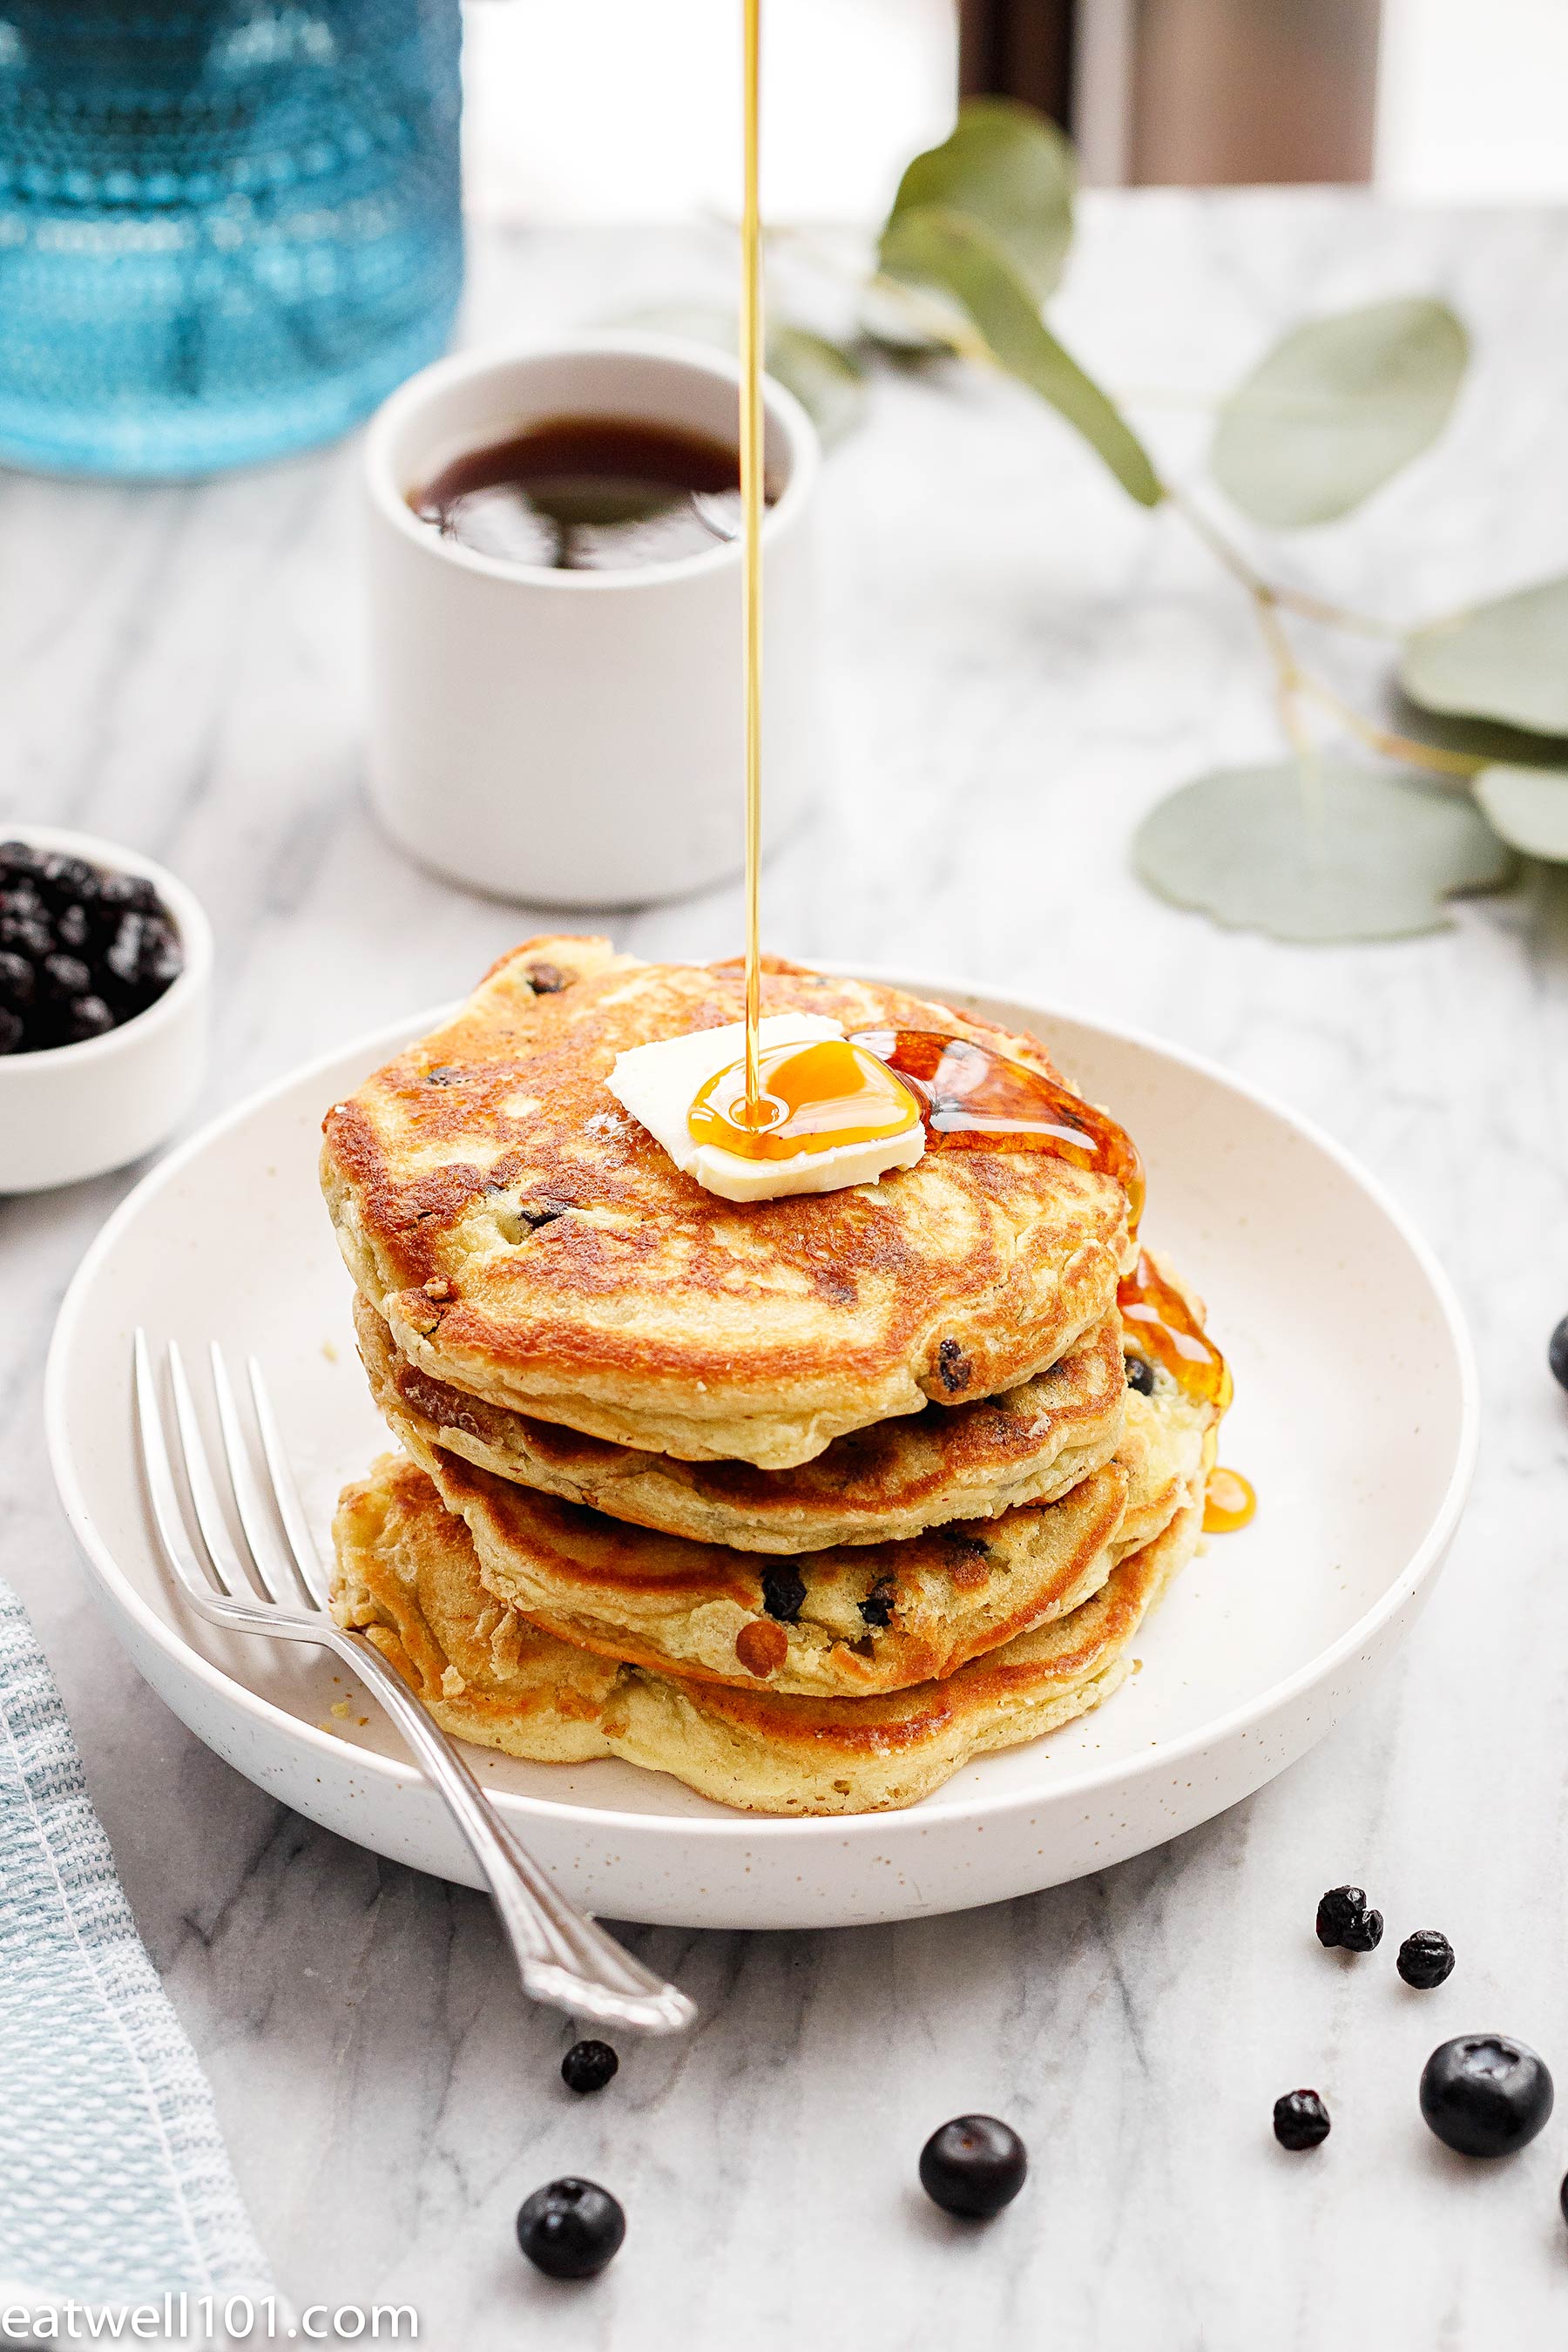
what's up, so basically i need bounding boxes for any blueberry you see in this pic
[37,852,98,905]
[516,2178,625,2279]
[0,882,44,923]
[1560,2172,1568,2231]
[65,994,115,1043]
[95,869,159,918]
[918,2115,1027,2219]
[859,1575,897,1630]
[138,915,183,991]
[0,950,34,1009]
[1420,2034,1553,2158]
[1315,1885,1383,1952]
[56,902,90,951]
[41,953,91,1003]
[1551,1315,1568,1394]
[0,911,51,961]
[0,839,43,881]
[1124,1354,1156,1396]
[560,2038,618,2095]
[1397,1930,1455,1990]
[0,1005,22,1054]
[105,911,148,990]
[1273,2089,1331,2151]
[761,1564,806,1624]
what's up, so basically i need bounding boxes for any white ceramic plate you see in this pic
[46,974,1477,1930]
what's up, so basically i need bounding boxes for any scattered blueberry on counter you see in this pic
[561,2038,619,2095]
[918,2116,1028,2219]
[509,1894,1564,2274]
[517,2178,626,2279]
[1293,1891,1564,2203]
[1397,1930,1456,1990]
[1273,2089,1331,2151]
[1550,1314,1568,1393]
[1315,1884,1383,1952]
[0,841,182,1055]
[1419,2035,1554,2159]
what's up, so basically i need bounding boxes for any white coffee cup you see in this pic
[362,333,822,908]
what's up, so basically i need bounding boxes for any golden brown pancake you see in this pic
[363,1409,1134,1697]
[353,1289,1126,1552]
[331,1452,1204,1816]
[1118,1252,1221,1550]
[1119,1378,1216,1551]
[321,939,1136,1470]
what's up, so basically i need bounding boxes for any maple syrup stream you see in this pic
[740,0,765,1116]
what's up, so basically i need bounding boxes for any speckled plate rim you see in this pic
[45,969,1479,1861]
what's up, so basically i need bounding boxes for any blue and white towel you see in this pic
[0,1576,273,2335]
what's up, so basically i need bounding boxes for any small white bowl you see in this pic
[0,825,213,1193]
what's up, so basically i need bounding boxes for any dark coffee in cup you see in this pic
[410,415,774,571]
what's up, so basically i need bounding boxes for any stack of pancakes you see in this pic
[322,937,1224,1815]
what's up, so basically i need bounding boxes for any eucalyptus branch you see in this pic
[1166,488,1312,756]
[763,223,980,359]
[1294,677,1484,779]
[1266,584,1402,639]
[1166,489,1476,780]
[862,270,994,368]
[774,159,1499,827]
[809,94,1527,936]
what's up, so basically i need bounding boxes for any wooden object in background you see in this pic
[959,0,1379,185]
[1128,0,1378,184]
[958,0,1076,125]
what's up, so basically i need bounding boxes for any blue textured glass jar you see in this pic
[0,1,463,477]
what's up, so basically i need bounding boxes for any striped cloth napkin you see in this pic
[0,1575,274,2339]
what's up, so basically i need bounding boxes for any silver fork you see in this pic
[133,1332,695,2038]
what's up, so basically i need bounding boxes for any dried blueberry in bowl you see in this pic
[0,827,211,1194]
[0,837,186,1057]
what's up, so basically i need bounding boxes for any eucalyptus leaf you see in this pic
[1134,758,1513,942]
[1210,298,1469,528]
[1390,693,1568,774]
[612,308,867,445]
[856,278,956,360]
[1401,575,1568,735]
[765,325,868,446]
[884,97,1076,305]
[879,207,1162,506]
[1473,765,1568,862]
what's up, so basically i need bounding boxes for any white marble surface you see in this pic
[4,196,1568,2347]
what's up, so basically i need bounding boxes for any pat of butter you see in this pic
[607,1014,926,1203]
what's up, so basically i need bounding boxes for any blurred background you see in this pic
[464,0,1568,223]
[0,0,1558,484]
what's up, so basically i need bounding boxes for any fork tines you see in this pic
[134,1332,329,1619]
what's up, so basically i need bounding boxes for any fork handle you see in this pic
[333,1629,695,2036]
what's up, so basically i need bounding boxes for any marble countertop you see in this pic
[4,196,1568,2349]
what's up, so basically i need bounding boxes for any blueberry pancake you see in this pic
[1117,1253,1220,1551]
[320,939,1137,1470]
[362,1312,1205,1695]
[353,1289,1127,1553]
[331,1454,1206,1818]
[1118,1378,1215,1552]
[358,1415,1135,1699]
